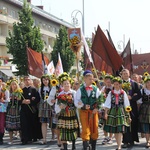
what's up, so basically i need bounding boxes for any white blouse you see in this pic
[47,86,57,106]
[104,89,130,109]
[55,89,76,114]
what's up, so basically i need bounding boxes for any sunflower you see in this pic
[44,95,49,100]
[144,72,149,77]
[50,79,58,86]
[19,88,23,93]
[92,81,96,86]
[125,106,132,112]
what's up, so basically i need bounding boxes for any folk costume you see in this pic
[20,86,42,145]
[38,86,51,123]
[139,88,150,133]
[55,89,79,150]
[6,93,21,131]
[0,84,10,144]
[104,89,131,133]
[75,70,101,150]
[122,79,141,146]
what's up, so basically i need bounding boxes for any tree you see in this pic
[51,26,75,73]
[6,0,44,76]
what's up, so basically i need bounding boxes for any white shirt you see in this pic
[104,89,130,109]
[47,86,57,106]
[74,84,101,109]
[55,89,76,114]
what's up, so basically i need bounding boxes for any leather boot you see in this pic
[91,140,97,150]
[72,140,76,150]
[83,141,90,150]
[63,143,68,150]
[0,133,4,145]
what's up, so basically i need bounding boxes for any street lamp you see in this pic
[71,9,84,34]
[117,40,125,51]
[71,0,85,34]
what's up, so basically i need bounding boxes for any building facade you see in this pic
[0,0,74,79]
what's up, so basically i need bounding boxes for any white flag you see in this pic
[81,31,93,63]
[55,53,64,76]
[47,61,55,75]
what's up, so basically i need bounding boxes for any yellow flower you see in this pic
[44,95,49,100]
[92,81,96,86]
[125,106,132,112]
[144,72,149,77]
[19,88,23,93]
[50,79,58,86]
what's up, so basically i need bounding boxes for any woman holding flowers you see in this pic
[138,76,150,148]
[55,74,79,150]
[104,77,131,150]
[5,79,22,144]
[38,74,52,144]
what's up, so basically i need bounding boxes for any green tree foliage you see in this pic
[6,0,44,76]
[51,26,75,73]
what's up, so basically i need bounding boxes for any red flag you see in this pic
[121,40,133,73]
[92,25,123,71]
[27,47,49,78]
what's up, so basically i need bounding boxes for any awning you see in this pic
[0,69,14,77]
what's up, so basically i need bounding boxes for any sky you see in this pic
[31,0,150,54]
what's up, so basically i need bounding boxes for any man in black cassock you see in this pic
[20,76,42,145]
[121,69,142,148]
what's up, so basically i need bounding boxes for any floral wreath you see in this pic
[6,78,18,86]
[41,74,50,79]
[104,74,113,80]
[112,77,122,84]
[58,72,69,81]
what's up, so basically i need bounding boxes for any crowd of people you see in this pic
[0,68,150,150]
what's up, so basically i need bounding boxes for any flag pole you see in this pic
[76,52,79,81]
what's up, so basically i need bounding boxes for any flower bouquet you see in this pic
[122,82,132,94]
[57,93,73,113]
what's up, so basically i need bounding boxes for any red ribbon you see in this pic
[115,94,119,105]
[85,86,93,91]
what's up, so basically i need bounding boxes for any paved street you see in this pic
[0,128,148,150]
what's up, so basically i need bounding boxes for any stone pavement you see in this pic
[0,128,148,150]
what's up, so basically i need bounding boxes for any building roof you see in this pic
[6,0,74,28]
[132,53,150,75]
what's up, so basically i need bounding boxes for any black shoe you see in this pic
[21,141,27,145]
[0,141,3,145]
[33,139,37,142]
[122,143,128,148]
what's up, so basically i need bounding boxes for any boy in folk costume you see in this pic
[75,70,101,150]
[0,78,10,144]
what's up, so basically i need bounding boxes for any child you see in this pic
[104,77,131,150]
[55,74,79,150]
[75,70,101,150]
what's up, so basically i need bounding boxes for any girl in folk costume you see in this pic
[138,76,150,148]
[38,74,52,144]
[104,77,131,150]
[75,70,101,150]
[6,79,22,144]
[47,75,62,148]
[0,78,10,145]
[55,74,79,150]
[100,75,114,145]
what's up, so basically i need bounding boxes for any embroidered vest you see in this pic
[80,85,97,110]
[111,90,124,108]
[142,89,150,103]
